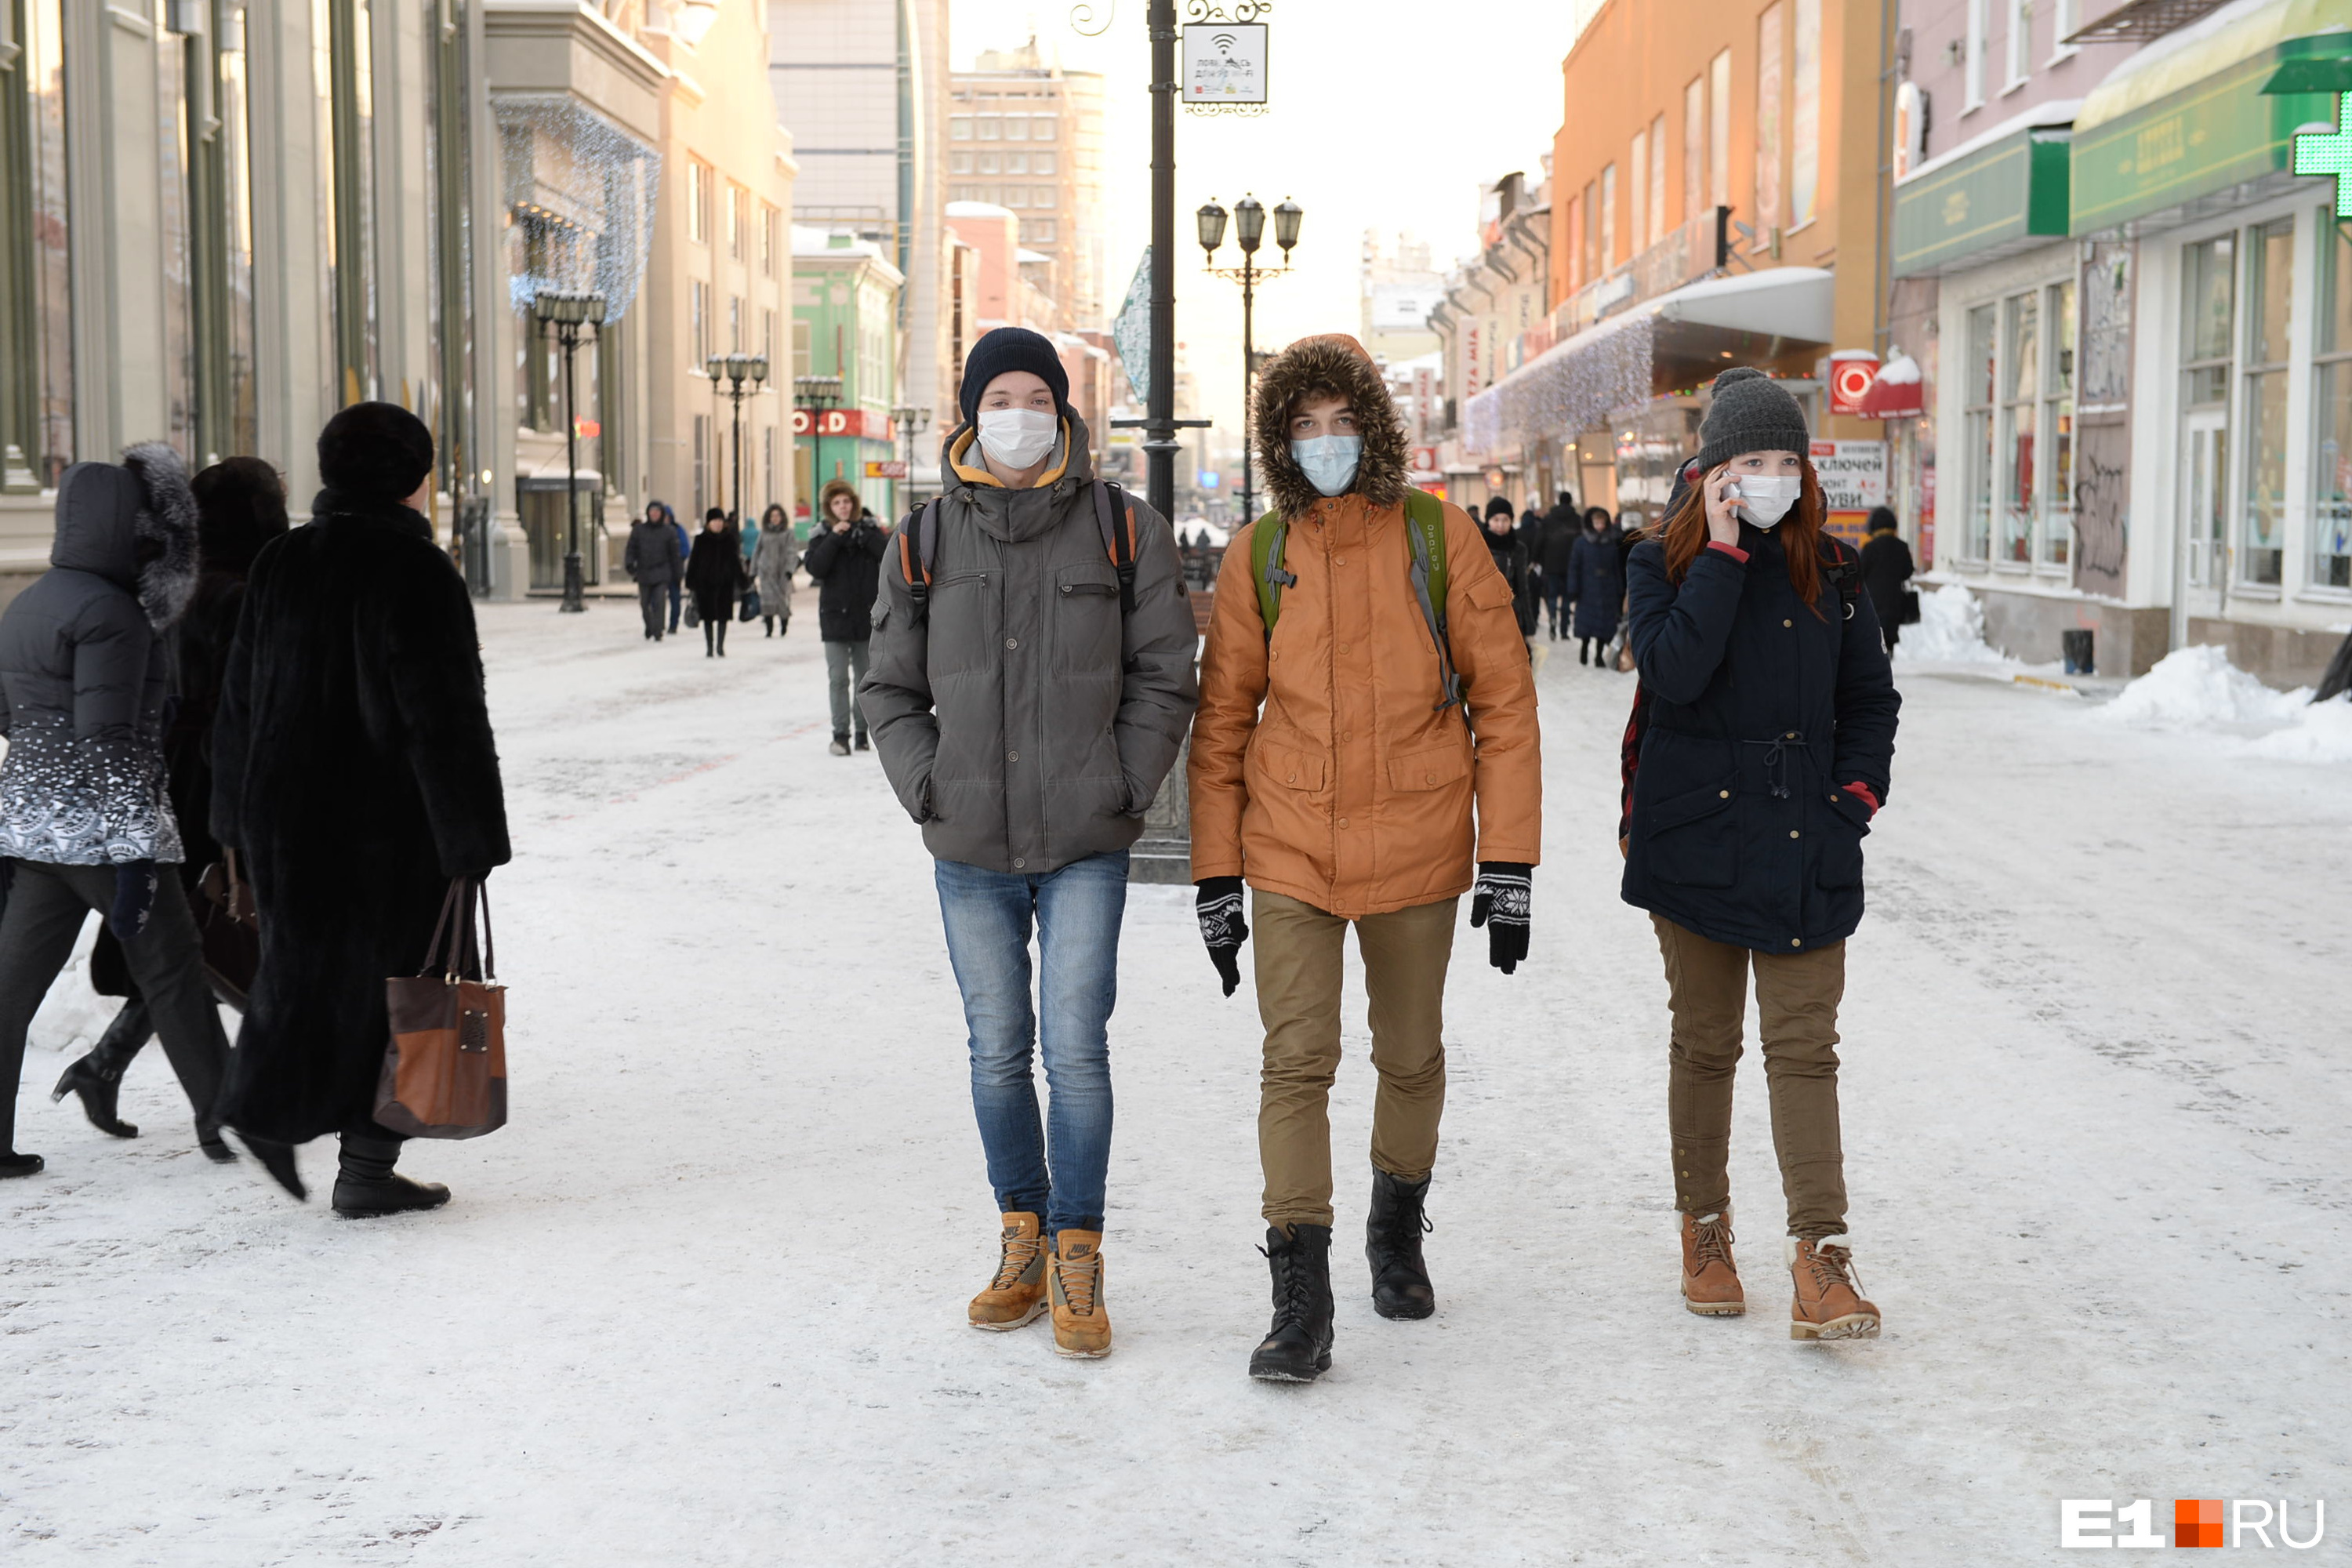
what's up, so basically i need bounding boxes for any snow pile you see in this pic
[1895,583,2011,667]
[26,917,110,1057]
[2098,644,2308,728]
[2245,692,2352,763]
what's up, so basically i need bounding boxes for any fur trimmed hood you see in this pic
[1251,333,1409,522]
[48,443,201,630]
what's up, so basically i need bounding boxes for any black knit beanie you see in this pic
[1693,367,1811,474]
[318,401,434,502]
[957,327,1069,424]
[1483,495,1515,520]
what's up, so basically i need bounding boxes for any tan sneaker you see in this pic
[1787,1234,1880,1340]
[968,1212,1049,1330]
[1048,1229,1112,1359]
[1679,1209,1744,1316]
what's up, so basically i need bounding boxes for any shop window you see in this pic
[1999,293,2038,564]
[1963,303,1996,561]
[2314,212,2352,590]
[2180,234,2235,590]
[2241,218,2292,587]
[2042,281,2075,568]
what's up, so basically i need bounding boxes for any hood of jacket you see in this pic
[49,444,200,630]
[1251,334,1409,524]
[936,411,1101,545]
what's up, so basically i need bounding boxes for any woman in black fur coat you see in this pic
[684,507,746,656]
[211,403,511,1216]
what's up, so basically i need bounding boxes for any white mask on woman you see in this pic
[976,408,1058,470]
[1731,474,1803,528]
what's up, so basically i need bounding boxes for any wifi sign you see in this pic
[1181,21,1269,106]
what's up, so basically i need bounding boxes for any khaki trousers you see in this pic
[1254,891,1457,1229]
[1652,915,1849,1238]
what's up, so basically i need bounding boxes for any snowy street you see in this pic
[5,601,2350,1565]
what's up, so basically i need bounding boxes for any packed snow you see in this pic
[2096,644,2352,763]
[5,601,2349,1563]
[1892,582,2014,670]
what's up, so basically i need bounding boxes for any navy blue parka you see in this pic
[1620,524,1900,953]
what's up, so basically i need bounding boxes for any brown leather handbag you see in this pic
[376,880,507,1139]
[195,850,261,1009]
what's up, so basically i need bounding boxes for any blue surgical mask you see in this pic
[1291,434,1363,497]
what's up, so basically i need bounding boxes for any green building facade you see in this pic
[791,230,904,532]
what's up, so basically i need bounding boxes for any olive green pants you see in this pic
[1254,891,1457,1229]
[1653,915,1849,1238]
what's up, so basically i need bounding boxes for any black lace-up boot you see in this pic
[1248,1224,1334,1383]
[1365,1168,1436,1319]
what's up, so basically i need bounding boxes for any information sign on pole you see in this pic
[1181,23,1267,105]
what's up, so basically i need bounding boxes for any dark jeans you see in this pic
[0,859,229,1151]
[702,612,729,655]
[638,579,668,637]
[826,639,870,740]
[1543,579,1570,630]
[666,578,682,633]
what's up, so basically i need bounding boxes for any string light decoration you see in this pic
[1461,313,1657,462]
[498,96,662,321]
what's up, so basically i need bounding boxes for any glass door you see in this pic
[2178,408,2230,635]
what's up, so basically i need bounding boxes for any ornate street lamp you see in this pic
[1197,193,1301,524]
[535,289,607,613]
[708,351,768,525]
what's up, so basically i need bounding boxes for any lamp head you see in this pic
[705,355,724,381]
[1196,199,1228,257]
[585,292,608,325]
[749,355,768,384]
[1235,195,1265,256]
[1273,198,1302,255]
[725,353,750,383]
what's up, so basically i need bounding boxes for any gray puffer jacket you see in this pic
[0,445,201,865]
[860,416,1200,874]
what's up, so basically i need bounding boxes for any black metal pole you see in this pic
[1240,253,1254,525]
[731,382,744,524]
[561,321,584,613]
[1145,0,1176,524]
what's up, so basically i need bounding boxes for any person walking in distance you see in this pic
[625,500,684,642]
[1568,505,1626,669]
[665,503,691,634]
[0,445,251,1177]
[1541,491,1578,640]
[685,508,746,658]
[753,503,800,637]
[862,326,1199,1360]
[1483,496,1543,670]
[1621,368,1900,1339]
[1858,506,1915,656]
[211,402,510,1214]
[50,457,289,1148]
[804,480,887,754]
[1189,334,1543,1383]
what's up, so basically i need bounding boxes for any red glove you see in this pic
[1842,782,1880,817]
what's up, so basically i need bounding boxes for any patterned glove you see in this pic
[1468,862,1532,975]
[108,861,159,942]
[1196,876,1249,997]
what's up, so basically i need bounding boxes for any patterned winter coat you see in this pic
[0,445,200,866]
[753,524,800,615]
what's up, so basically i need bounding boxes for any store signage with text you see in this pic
[1812,439,1886,546]
[791,408,891,440]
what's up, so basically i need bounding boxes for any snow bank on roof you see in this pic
[2092,644,2352,762]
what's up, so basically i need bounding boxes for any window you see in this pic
[725,185,742,259]
[793,318,812,379]
[2180,234,2235,590]
[1790,0,1820,227]
[978,115,1001,140]
[1581,179,1599,281]
[1033,185,1055,210]
[1998,292,2038,563]
[1032,151,1055,176]
[1648,114,1668,245]
[760,205,775,274]
[1599,164,1617,267]
[1684,77,1706,230]
[950,151,973,173]
[2048,0,2079,63]
[1564,195,1582,290]
[763,307,777,366]
[1004,186,1026,209]
[1004,114,1027,141]
[1007,152,1028,175]
[692,414,709,521]
[950,116,972,140]
[1756,4,1784,230]
[690,280,710,366]
[1021,220,1056,245]
[1964,303,1997,561]
[2004,0,2031,89]
[1033,114,1058,141]
[2241,218,2293,586]
[979,152,1001,174]
[1629,130,1647,255]
[688,161,712,243]
[729,294,742,354]
[2042,281,2076,567]
[2314,214,2352,590]
[1708,50,1732,212]
[1965,0,1988,110]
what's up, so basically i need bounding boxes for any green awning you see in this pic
[2070,3,2352,234]
[1892,125,2072,277]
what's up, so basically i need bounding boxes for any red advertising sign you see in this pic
[1828,350,1880,417]
[864,460,909,479]
[790,408,892,440]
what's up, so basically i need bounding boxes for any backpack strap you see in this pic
[896,500,939,622]
[1250,509,1292,637]
[1818,537,1863,621]
[1094,480,1138,615]
[1402,488,1463,717]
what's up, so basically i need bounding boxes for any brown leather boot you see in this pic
[968,1212,1049,1330]
[1048,1229,1112,1359]
[1679,1209,1744,1316]
[1787,1234,1880,1340]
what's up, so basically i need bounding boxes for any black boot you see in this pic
[1248,1224,1335,1383]
[332,1132,449,1218]
[50,1004,150,1138]
[0,1152,44,1178]
[194,1120,236,1162]
[1365,1168,1436,1319]
[235,1131,307,1200]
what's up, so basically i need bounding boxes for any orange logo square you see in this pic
[2175,1498,2225,1548]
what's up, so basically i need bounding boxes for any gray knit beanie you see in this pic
[1693,367,1810,473]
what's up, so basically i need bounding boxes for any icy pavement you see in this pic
[5,604,2350,1565]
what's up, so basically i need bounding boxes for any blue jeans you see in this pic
[933,850,1128,1240]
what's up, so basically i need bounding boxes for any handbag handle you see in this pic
[418,880,465,978]
[416,877,499,983]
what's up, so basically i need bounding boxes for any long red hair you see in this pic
[1653,457,1831,619]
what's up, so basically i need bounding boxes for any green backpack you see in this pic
[1248,487,1463,715]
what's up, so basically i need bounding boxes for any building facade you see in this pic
[790,227,900,521]
[947,39,1107,337]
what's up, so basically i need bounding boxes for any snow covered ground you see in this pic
[6,602,2350,1565]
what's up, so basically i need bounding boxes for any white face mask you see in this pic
[1292,434,1363,497]
[1730,473,1803,528]
[976,407,1058,470]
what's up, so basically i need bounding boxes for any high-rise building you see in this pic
[947,38,1106,337]
[1361,230,1445,367]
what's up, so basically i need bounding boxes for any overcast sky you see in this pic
[947,0,1600,455]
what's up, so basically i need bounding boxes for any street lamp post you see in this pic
[890,405,931,515]
[535,289,607,614]
[794,375,844,526]
[706,351,769,525]
[1198,194,1301,524]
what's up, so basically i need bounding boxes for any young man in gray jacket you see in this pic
[861,327,1198,1360]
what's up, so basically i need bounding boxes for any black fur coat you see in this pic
[210,491,511,1142]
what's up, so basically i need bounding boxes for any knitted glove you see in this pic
[1468,862,1532,975]
[108,861,159,942]
[1195,876,1249,997]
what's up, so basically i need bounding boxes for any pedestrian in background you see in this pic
[752,502,800,637]
[804,479,886,753]
[211,401,510,1214]
[1191,334,1541,1385]
[1860,506,1915,656]
[862,327,1199,1361]
[1541,490,1577,639]
[685,507,746,658]
[0,444,247,1178]
[1621,368,1900,1340]
[625,500,684,642]
[666,503,691,634]
[1483,496,1539,641]
[1568,504,1625,669]
[53,456,289,1147]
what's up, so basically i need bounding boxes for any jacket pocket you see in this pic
[924,572,993,677]
[1815,786,1871,889]
[1642,774,1739,889]
[1386,742,1469,793]
[1054,560,1123,673]
[1250,738,1327,793]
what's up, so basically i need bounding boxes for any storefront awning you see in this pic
[1892,109,2075,277]
[1462,269,1833,460]
[2070,0,2351,235]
